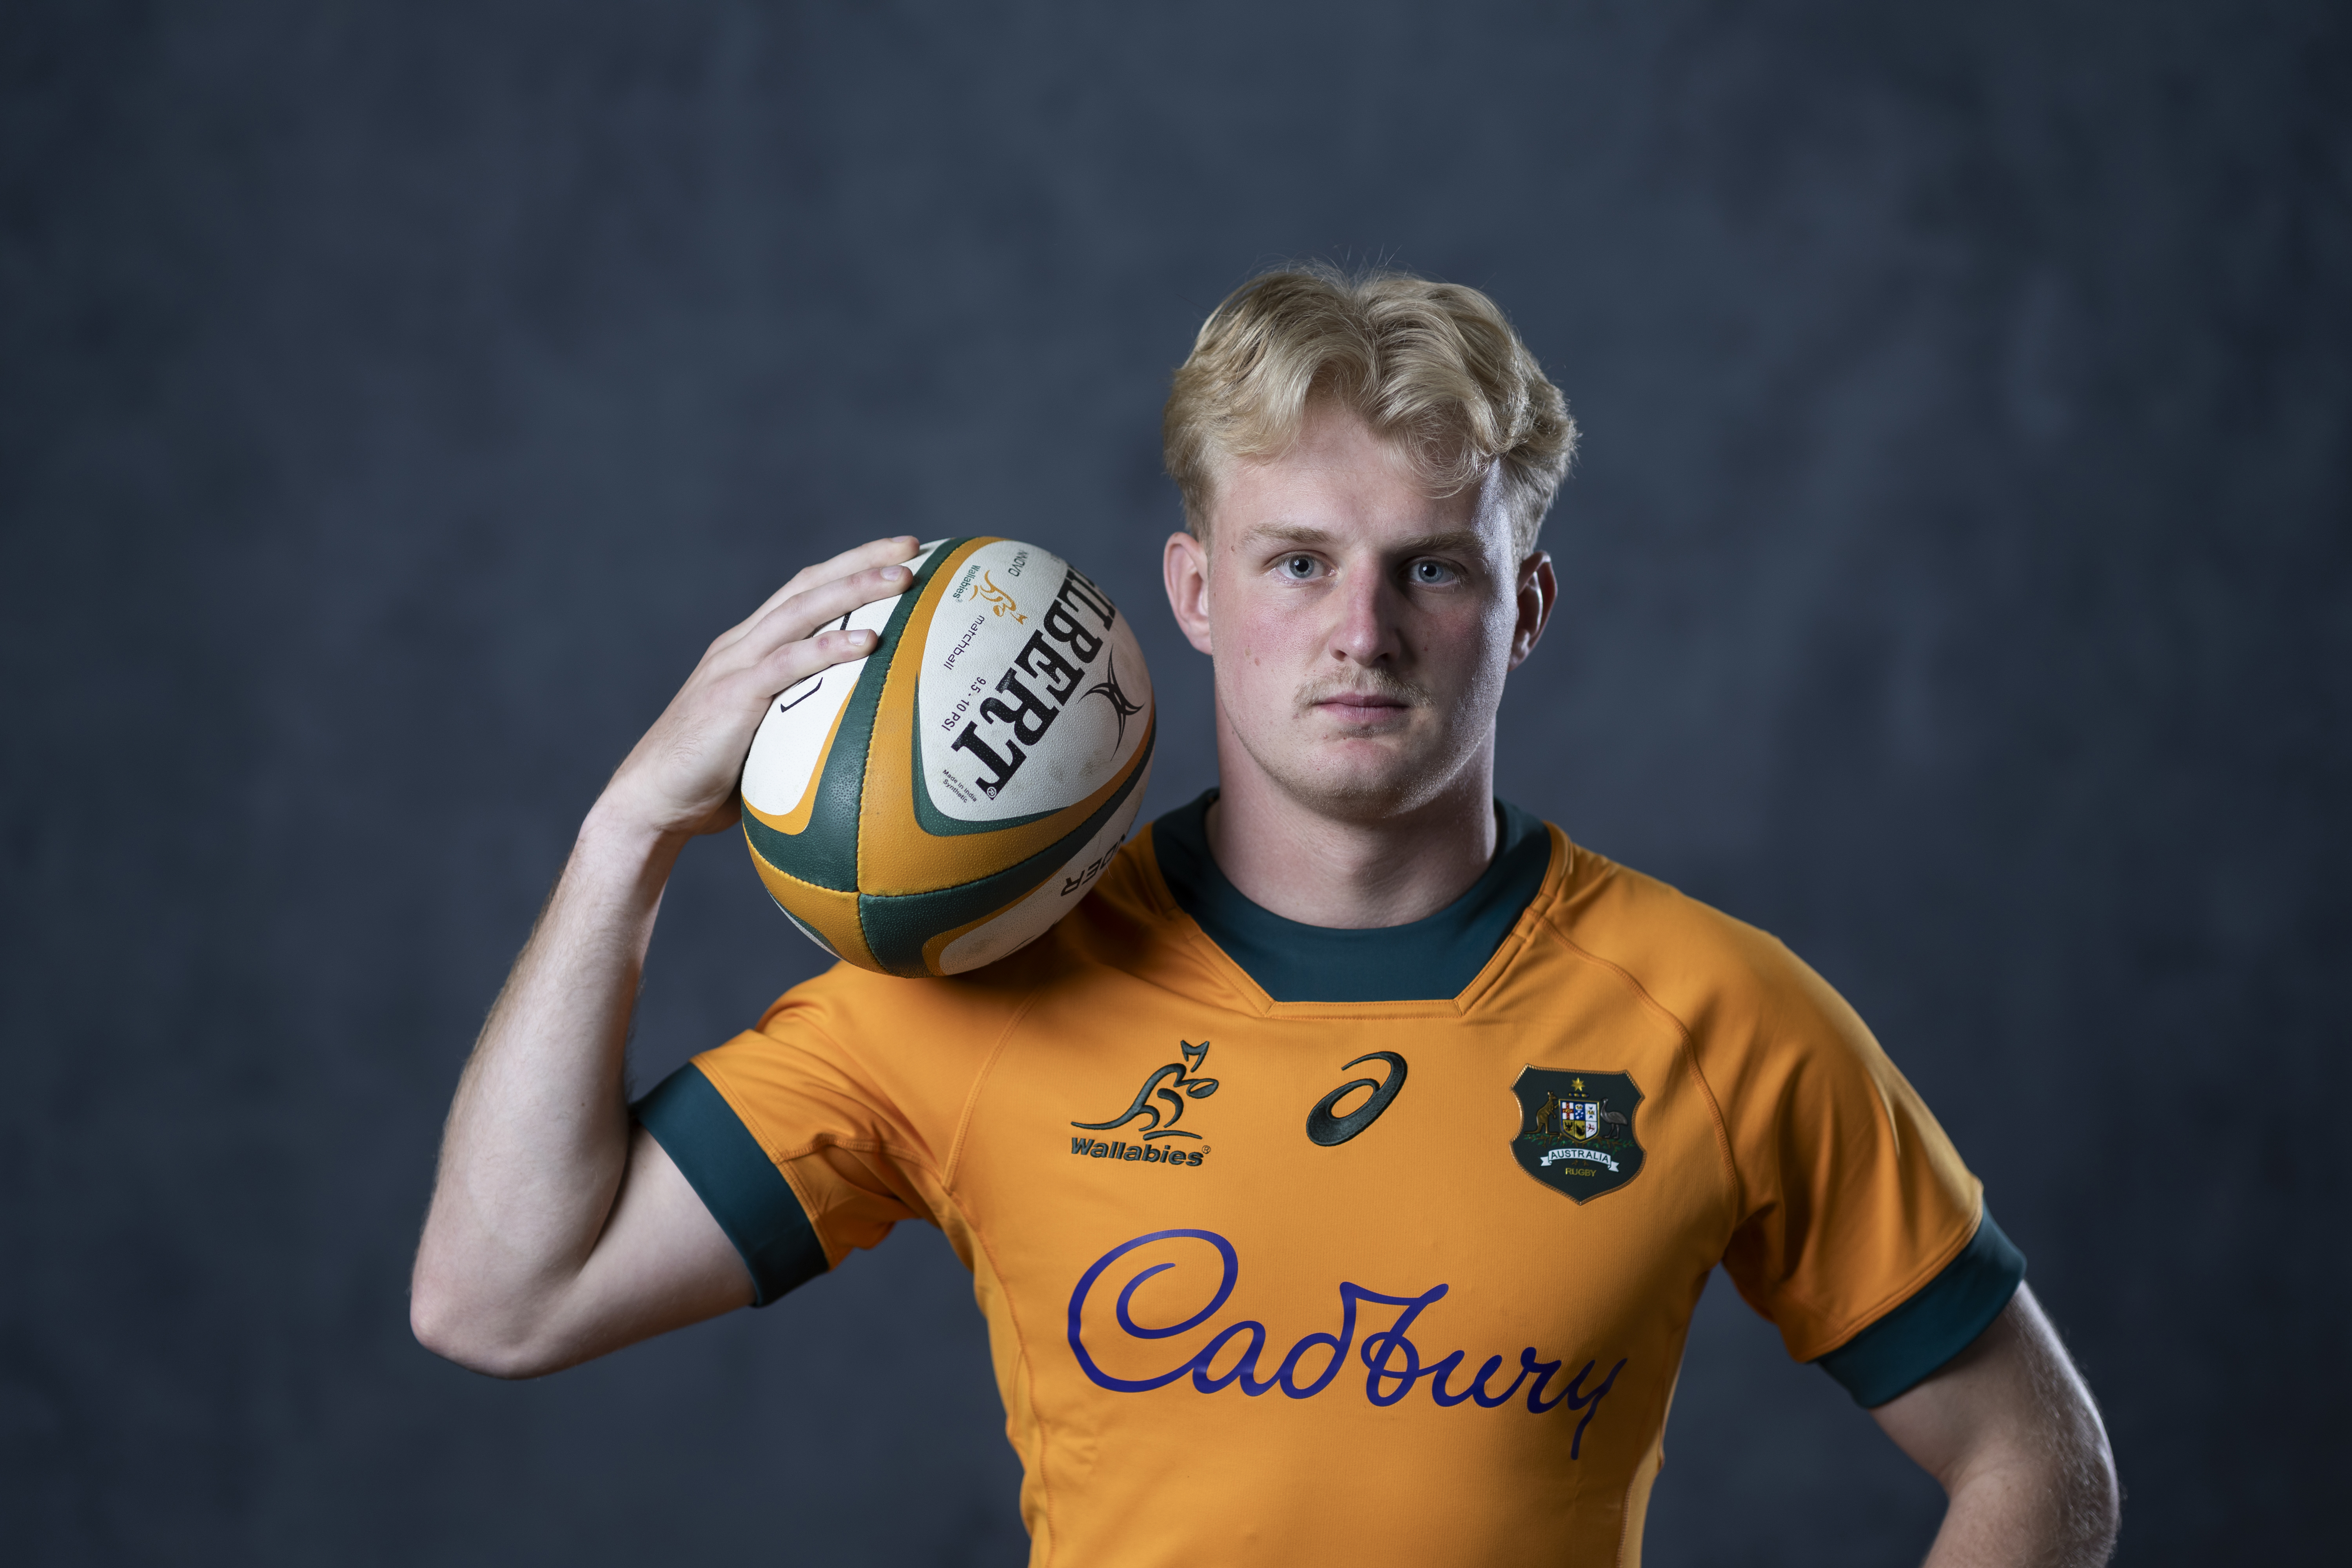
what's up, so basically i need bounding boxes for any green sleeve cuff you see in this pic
[1813,1209,2026,1407]
[633,1063,828,1308]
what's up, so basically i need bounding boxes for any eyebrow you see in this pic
[1240,522,1489,556]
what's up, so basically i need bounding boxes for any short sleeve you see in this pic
[1813,1209,2025,1405]
[634,1063,829,1306]
[1707,937,2016,1397]
[633,963,1010,1306]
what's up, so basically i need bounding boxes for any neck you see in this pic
[1205,716,1499,930]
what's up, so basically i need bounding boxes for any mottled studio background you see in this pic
[4,2,2346,1563]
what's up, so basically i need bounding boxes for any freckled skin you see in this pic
[1162,401,1555,928]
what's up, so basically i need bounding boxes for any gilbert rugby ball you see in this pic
[739,537,1154,977]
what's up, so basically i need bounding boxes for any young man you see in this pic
[412,269,2119,1565]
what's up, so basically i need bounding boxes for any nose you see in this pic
[1329,561,1402,668]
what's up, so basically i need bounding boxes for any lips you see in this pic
[1310,690,1418,724]
[1298,672,1427,721]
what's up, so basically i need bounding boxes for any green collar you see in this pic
[1150,790,1551,1003]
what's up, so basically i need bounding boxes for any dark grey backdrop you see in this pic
[4,2,2345,1563]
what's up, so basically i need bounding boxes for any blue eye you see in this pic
[1408,560,1457,586]
[1279,554,1319,580]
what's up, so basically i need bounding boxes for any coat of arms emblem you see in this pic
[1508,1067,1645,1203]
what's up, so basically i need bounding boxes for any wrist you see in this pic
[574,797,695,882]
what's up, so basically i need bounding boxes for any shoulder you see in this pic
[1531,836,1873,1069]
[1538,842,1810,1017]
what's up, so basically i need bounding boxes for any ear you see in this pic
[1162,529,1215,656]
[1507,549,1556,670]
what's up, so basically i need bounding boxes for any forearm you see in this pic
[410,804,686,1365]
[409,536,916,1374]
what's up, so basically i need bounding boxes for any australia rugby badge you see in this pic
[1509,1068,1645,1203]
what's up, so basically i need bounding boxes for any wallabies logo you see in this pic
[1074,1040,1219,1142]
[1508,1068,1645,1203]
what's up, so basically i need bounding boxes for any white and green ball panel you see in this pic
[739,537,1155,976]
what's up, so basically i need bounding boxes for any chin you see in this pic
[1273,742,1463,822]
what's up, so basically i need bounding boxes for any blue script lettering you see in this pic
[1065,1229,1629,1456]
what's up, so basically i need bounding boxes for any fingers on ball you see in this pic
[759,623,873,683]
[743,536,917,630]
[764,562,909,645]
[769,535,920,613]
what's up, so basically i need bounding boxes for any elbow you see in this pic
[2004,1390,2120,1562]
[1947,1435,2118,1567]
[2014,1392,2120,1563]
[2069,1430,2123,1559]
[408,1271,566,1381]
[2050,1358,2122,1558]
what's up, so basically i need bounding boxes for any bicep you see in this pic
[1869,1284,2107,1492]
[1870,1287,2122,1564]
[531,1126,756,1372]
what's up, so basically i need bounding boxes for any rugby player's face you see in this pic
[1165,401,1552,818]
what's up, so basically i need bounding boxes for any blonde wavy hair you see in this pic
[1162,265,1577,556]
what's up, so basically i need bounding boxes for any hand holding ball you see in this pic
[740,537,1154,976]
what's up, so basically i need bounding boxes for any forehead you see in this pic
[1209,402,1507,554]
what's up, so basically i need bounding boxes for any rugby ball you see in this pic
[739,537,1155,977]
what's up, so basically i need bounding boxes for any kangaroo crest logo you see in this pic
[970,569,1025,622]
[1508,1068,1644,1203]
[1074,1040,1219,1142]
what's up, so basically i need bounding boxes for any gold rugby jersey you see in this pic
[637,794,2023,1567]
